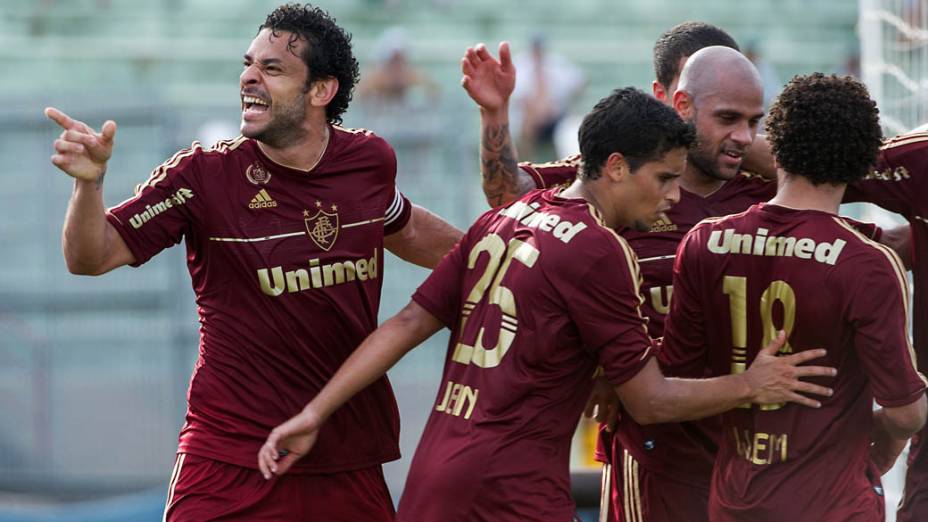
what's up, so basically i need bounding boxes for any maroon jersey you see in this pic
[847,133,928,373]
[524,158,776,487]
[662,203,926,522]
[106,127,411,473]
[400,188,654,522]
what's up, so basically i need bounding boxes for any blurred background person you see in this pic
[511,34,587,161]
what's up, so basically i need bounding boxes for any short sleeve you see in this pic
[844,138,928,216]
[411,229,470,328]
[566,237,654,386]
[659,227,709,378]
[383,187,412,235]
[106,145,204,266]
[844,249,927,407]
[519,155,581,189]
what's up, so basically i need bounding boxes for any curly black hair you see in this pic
[260,4,360,124]
[653,22,739,90]
[579,87,695,180]
[765,73,882,185]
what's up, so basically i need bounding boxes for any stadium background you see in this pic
[0,0,920,520]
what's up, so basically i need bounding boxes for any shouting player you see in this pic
[45,4,461,520]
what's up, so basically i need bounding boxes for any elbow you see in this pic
[66,260,104,276]
[63,251,106,276]
[886,395,928,439]
[901,400,928,438]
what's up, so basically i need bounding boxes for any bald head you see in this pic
[676,46,763,102]
[671,46,766,184]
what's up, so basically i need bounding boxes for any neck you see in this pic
[257,122,330,171]
[561,178,619,228]
[680,163,725,197]
[768,170,844,214]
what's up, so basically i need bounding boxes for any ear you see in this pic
[308,77,339,109]
[603,152,630,182]
[672,90,694,120]
[652,80,668,103]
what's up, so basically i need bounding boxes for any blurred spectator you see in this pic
[511,35,586,161]
[745,41,781,109]
[357,27,439,111]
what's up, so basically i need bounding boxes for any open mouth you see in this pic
[721,149,744,165]
[242,94,270,117]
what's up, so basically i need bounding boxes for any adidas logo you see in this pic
[649,215,677,233]
[249,189,278,209]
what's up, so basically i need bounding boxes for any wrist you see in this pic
[733,372,757,403]
[479,103,510,124]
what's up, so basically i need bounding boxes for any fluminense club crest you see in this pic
[304,201,339,251]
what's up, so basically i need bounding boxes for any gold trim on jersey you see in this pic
[882,131,928,150]
[332,124,374,136]
[135,136,247,195]
[518,153,583,170]
[738,169,774,182]
[832,217,927,385]
[622,449,643,522]
[582,202,651,342]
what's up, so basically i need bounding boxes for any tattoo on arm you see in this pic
[481,123,534,207]
[95,171,106,190]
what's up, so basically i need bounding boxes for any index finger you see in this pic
[45,107,92,133]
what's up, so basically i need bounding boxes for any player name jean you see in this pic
[435,380,479,420]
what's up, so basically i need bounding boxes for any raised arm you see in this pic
[618,332,835,424]
[257,300,443,478]
[461,42,536,207]
[384,204,463,268]
[46,107,135,275]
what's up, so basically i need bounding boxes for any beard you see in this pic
[632,219,652,232]
[243,91,308,148]
[687,139,731,181]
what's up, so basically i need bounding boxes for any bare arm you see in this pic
[871,395,928,474]
[461,42,536,207]
[880,224,913,270]
[257,300,443,477]
[384,204,463,269]
[46,107,135,275]
[618,332,835,425]
[742,133,777,180]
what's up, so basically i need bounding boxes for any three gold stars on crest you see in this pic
[303,201,338,217]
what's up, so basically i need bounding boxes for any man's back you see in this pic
[663,203,924,521]
[401,188,654,521]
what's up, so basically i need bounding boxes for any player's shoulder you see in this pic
[134,137,249,193]
[332,124,392,154]
[518,153,582,171]
[881,130,928,153]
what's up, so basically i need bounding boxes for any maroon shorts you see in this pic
[898,427,928,522]
[163,453,395,521]
[612,449,709,522]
